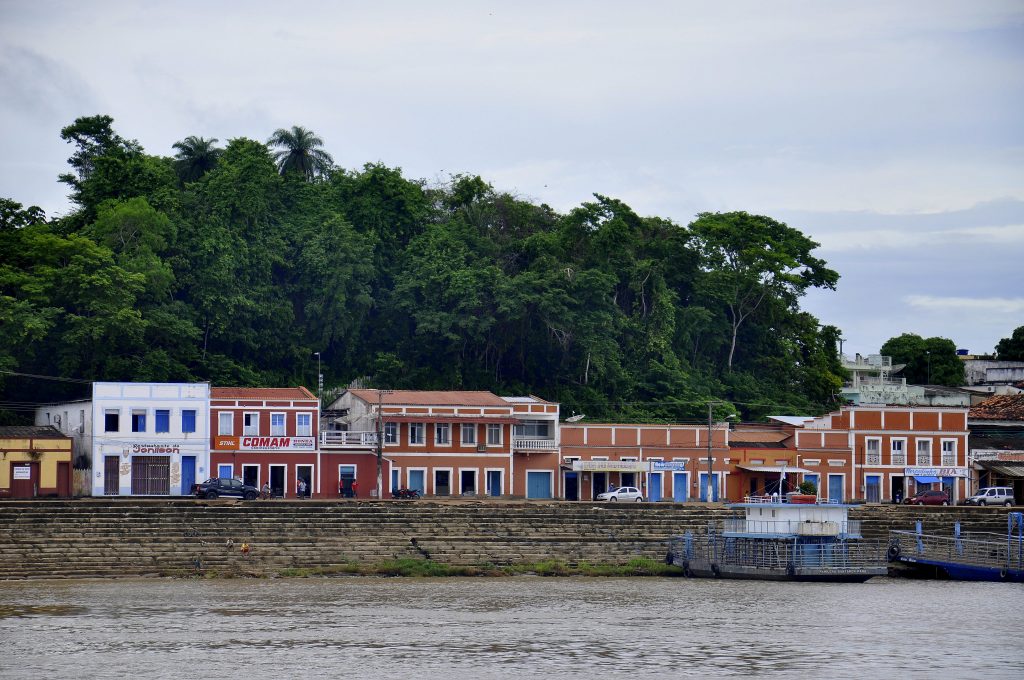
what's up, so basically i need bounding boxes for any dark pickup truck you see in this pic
[193,477,259,500]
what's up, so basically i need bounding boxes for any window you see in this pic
[296,413,312,437]
[270,412,286,436]
[514,420,550,438]
[435,423,450,445]
[409,422,425,445]
[916,440,932,466]
[891,439,906,466]
[79,409,85,433]
[155,409,170,433]
[461,423,476,445]
[384,422,398,444]
[941,440,956,465]
[131,410,147,433]
[182,410,196,433]
[218,412,234,436]
[865,438,881,465]
[104,409,119,432]
[487,423,502,446]
[243,412,260,436]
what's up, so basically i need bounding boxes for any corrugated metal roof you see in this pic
[768,416,815,426]
[348,389,509,407]
[730,430,791,443]
[211,387,317,400]
[0,426,68,439]
[977,461,1024,478]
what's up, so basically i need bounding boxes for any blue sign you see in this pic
[651,461,687,472]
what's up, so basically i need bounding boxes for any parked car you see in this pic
[964,487,1015,507]
[903,489,950,506]
[596,486,644,502]
[193,477,259,500]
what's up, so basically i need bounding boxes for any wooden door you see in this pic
[57,461,71,497]
[10,462,38,498]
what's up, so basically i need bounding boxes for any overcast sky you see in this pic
[2,0,1022,356]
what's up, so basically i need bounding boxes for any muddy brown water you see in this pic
[0,577,1021,678]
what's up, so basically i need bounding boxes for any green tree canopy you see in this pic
[880,333,964,386]
[267,125,334,180]
[995,326,1024,361]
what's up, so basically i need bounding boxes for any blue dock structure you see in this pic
[888,512,1024,582]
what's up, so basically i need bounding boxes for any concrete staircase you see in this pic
[0,500,1014,580]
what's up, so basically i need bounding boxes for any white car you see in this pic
[596,486,644,502]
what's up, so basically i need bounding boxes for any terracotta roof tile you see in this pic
[347,389,509,407]
[211,387,317,400]
[969,394,1024,421]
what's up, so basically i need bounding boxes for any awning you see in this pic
[978,462,1024,478]
[737,465,812,474]
[914,476,941,483]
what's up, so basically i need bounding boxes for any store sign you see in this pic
[240,436,316,451]
[214,436,239,450]
[572,460,649,472]
[130,443,180,455]
[13,465,31,480]
[651,461,687,472]
[904,466,967,478]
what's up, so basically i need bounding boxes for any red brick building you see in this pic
[209,387,319,498]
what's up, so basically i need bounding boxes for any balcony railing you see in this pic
[723,518,862,537]
[513,437,557,451]
[320,431,378,448]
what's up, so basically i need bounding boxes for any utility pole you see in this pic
[706,402,715,503]
[375,388,392,500]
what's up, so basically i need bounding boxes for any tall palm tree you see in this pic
[267,126,334,180]
[172,136,222,183]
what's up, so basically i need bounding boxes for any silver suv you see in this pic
[965,487,1015,507]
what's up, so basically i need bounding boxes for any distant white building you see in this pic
[841,353,970,407]
[89,382,210,496]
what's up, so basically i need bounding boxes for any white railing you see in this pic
[724,518,860,537]
[513,438,557,451]
[320,431,378,448]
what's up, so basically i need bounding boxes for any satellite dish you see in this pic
[565,414,585,423]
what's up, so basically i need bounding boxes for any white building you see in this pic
[35,398,93,496]
[90,382,210,496]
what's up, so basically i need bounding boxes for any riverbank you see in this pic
[0,499,1015,580]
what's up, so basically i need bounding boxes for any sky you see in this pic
[1,0,1022,356]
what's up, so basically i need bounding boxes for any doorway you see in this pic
[408,469,426,495]
[242,464,259,488]
[592,472,607,500]
[564,472,579,501]
[10,462,38,498]
[699,473,720,501]
[269,464,286,498]
[486,469,502,497]
[57,461,70,498]
[890,475,905,504]
[434,469,451,496]
[181,456,196,495]
[828,474,844,503]
[648,472,662,502]
[673,472,689,502]
[865,475,882,503]
[104,456,120,495]
[339,464,356,497]
[459,469,477,496]
[296,464,313,498]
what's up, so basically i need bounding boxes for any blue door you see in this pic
[391,469,399,493]
[673,473,689,502]
[526,471,552,499]
[865,475,881,503]
[648,473,662,502]
[408,470,425,495]
[181,456,195,496]
[699,473,720,501]
[828,474,844,503]
[487,470,502,497]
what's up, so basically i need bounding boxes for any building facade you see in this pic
[35,398,92,495]
[322,390,559,498]
[0,426,74,498]
[209,387,320,498]
[90,382,210,497]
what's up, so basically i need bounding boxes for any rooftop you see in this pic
[0,425,69,439]
[211,387,317,400]
[347,389,510,407]
[969,394,1024,421]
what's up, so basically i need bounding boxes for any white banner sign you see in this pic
[240,436,316,451]
[572,460,649,472]
[13,466,31,480]
[904,466,967,478]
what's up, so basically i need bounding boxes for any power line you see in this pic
[0,369,92,384]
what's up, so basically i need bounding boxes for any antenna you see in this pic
[565,413,585,423]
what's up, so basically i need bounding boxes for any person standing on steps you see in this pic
[351,480,359,498]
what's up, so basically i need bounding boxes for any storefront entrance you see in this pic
[10,462,38,499]
[131,456,170,495]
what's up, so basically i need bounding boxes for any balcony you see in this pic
[320,430,378,449]
[513,437,557,452]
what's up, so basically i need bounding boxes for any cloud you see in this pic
[904,295,1024,315]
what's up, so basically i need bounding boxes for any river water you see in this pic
[0,577,1020,678]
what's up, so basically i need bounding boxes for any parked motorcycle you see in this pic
[391,488,421,500]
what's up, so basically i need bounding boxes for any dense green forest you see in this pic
[0,115,846,423]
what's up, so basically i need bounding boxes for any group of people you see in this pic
[257,477,360,499]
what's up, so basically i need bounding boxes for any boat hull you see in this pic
[673,558,886,583]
